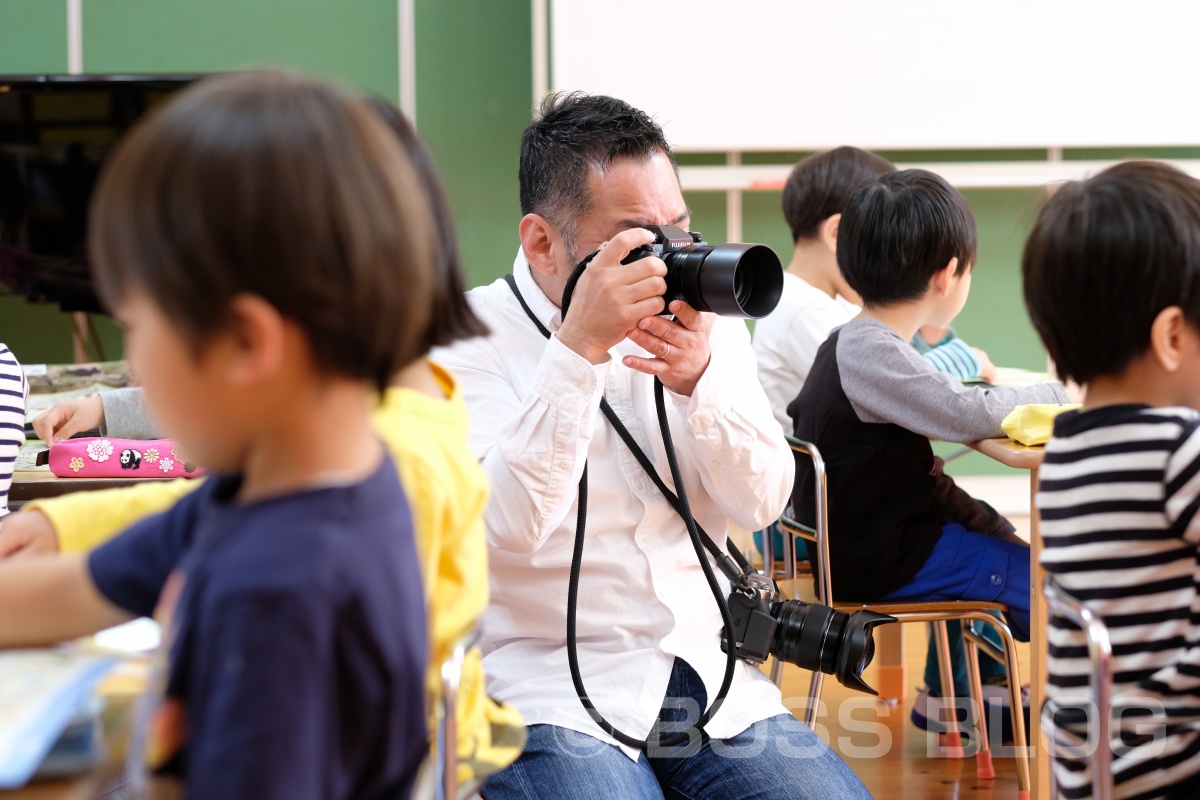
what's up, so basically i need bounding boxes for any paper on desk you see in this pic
[0,649,116,788]
[15,441,48,471]
[966,367,1056,389]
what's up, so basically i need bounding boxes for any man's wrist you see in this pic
[556,326,609,365]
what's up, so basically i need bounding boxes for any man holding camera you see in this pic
[434,93,872,799]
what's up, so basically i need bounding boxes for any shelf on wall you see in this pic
[678,159,1200,192]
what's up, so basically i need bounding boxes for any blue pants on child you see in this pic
[880,522,1030,695]
[480,658,872,800]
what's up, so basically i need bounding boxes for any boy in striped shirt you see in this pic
[1025,161,1200,800]
[0,344,28,517]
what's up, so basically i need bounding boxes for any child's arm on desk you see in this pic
[0,478,203,558]
[841,326,1069,442]
[0,555,132,646]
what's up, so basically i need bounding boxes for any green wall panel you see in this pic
[0,296,123,365]
[0,0,67,74]
[954,188,1047,372]
[82,0,400,100]
[415,0,530,289]
[681,191,725,245]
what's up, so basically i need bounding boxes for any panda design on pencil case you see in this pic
[45,437,202,478]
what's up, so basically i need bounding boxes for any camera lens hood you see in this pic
[687,243,784,319]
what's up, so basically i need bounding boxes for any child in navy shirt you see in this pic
[0,71,438,799]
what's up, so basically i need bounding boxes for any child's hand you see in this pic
[0,511,60,559]
[31,396,105,443]
[973,347,998,383]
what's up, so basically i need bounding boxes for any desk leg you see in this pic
[1028,467,1050,799]
[876,625,906,705]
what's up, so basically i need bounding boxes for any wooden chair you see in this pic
[778,436,1031,798]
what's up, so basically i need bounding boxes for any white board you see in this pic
[550,0,1200,151]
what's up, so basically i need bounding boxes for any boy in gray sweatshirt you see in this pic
[788,169,1068,733]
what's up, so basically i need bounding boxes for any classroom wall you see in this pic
[3,1,1199,476]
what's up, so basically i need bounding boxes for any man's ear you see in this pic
[818,213,841,256]
[1149,306,1187,373]
[519,213,564,279]
[931,257,959,296]
[220,294,286,385]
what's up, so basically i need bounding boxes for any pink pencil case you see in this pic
[40,438,204,479]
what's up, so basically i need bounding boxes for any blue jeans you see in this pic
[481,659,872,800]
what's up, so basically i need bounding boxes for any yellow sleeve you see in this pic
[28,478,206,555]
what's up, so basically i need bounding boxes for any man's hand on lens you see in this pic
[555,229,667,365]
[624,300,713,397]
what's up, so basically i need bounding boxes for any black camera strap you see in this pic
[505,272,753,579]
[502,271,750,751]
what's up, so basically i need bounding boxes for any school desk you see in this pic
[8,470,172,514]
[970,436,1049,800]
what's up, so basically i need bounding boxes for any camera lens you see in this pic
[662,243,783,318]
[769,599,894,696]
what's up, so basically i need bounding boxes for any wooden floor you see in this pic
[764,516,1034,799]
[771,620,1031,799]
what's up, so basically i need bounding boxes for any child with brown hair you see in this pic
[2,95,525,789]
[0,71,436,798]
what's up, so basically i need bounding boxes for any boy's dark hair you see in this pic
[90,72,436,392]
[837,168,976,306]
[519,92,676,253]
[782,147,895,243]
[365,98,489,351]
[1023,161,1200,385]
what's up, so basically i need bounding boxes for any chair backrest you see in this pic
[778,436,833,606]
[1042,577,1114,800]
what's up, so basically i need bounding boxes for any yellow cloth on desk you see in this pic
[28,359,524,785]
[1000,403,1081,446]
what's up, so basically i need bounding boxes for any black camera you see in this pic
[722,575,894,695]
[621,224,784,319]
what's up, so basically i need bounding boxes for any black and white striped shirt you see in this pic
[0,344,29,517]
[1039,404,1200,800]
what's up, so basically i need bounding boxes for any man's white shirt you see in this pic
[433,250,795,759]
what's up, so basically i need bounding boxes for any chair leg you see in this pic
[933,620,965,758]
[804,670,825,730]
[761,524,775,580]
[963,632,995,779]
[782,525,797,583]
[968,613,1031,800]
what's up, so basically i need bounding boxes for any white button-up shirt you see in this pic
[434,251,796,759]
